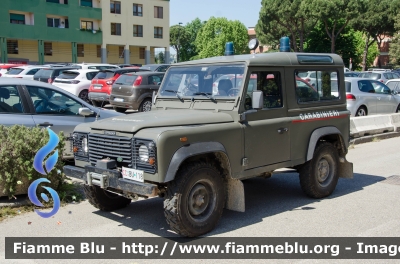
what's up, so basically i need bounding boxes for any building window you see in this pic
[47,18,60,27]
[81,21,93,30]
[133,25,143,37]
[7,40,18,54]
[96,45,101,58]
[46,0,60,3]
[110,1,121,14]
[77,44,84,57]
[154,27,163,39]
[111,23,121,35]
[119,46,124,58]
[10,13,25,24]
[139,47,145,59]
[81,0,92,7]
[133,4,143,16]
[44,42,52,56]
[154,6,163,19]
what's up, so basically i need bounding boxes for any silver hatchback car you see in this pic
[345,77,400,116]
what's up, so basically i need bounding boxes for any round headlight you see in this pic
[82,137,88,153]
[139,145,149,162]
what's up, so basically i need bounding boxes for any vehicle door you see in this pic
[242,68,290,168]
[357,80,378,114]
[24,85,97,156]
[371,80,398,113]
[0,84,35,127]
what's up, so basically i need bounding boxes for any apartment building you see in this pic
[0,0,170,65]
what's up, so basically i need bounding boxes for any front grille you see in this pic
[88,134,133,168]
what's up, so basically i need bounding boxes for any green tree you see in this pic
[195,17,249,59]
[389,14,400,66]
[170,24,190,62]
[183,18,205,61]
[155,52,165,64]
[255,0,317,52]
[351,0,398,70]
[307,0,362,53]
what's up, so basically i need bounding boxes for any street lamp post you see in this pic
[177,22,182,63]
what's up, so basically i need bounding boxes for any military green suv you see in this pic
[64,51,353,237]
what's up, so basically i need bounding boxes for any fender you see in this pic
[306,126,342,161]
[164,142,229,182]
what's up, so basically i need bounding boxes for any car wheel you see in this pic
[83,185,131,211]
[355,106,367,116]
[79,90,90,103]
[299,142,339,198]
[396,104,400,113]
[164,162,225,237]
[113,107,127,113]
[139,99,152,112]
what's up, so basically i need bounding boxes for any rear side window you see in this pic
[115,75,138,85]
[94,71,115,79]
[148,75,164,85]
[345,81,352,92]
[58,72,79,79]
[86,72,98,80]
[0,85,24,113]
[295,70,339,103]
[358,80,375,93]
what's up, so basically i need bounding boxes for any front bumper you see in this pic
[64,165,159,197]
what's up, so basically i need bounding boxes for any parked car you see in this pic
[2,65,46,80]
[88,68,149,107]
[139,64,170,72]
[70,63,119,70]
[0,78,124,158]
[110,71,165,112]
[33,66,79,84]
[358,71,397,83]
[0,64,25,76]
[345,77,399,116]
[52,69,99,103]
[116,64,142,68]
[385,79,400,92]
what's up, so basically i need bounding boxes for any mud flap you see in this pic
[225,178,245,212]
[338,157,353,178]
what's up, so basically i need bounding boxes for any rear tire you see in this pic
[164,162,225,237]
[83,185,131,211]
[355,106,367,116]
[139,98,152,112]
[79,90,90,104]
[299,142,339,198]
[113,107,127,113]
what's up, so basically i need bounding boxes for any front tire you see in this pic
[299,142,339,198]
[83,185,131,211]
[164,162,225,237]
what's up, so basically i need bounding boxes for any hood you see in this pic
[90,110,234,133]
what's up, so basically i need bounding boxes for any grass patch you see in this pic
[0,180,85,221]
[372,137,381,142]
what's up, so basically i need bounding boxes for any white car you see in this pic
[70,63,119,70]
[52,69,99,102]
[2,65,46,80]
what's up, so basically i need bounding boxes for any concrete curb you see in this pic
[350,131,400,145]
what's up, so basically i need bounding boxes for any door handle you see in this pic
[277,128,288,134]
[38,122,53,127]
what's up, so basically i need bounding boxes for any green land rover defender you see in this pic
[64,46,353,237]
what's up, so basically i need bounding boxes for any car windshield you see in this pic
[57,71,79,79]
[35,69,53,78]
[94,71,115,79]
[7,68,24,75]
[159,64,245,99]
[140,65,158,71]
[115,74,139,85]
[359,72,380,79]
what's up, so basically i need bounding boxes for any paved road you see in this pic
[1,137,400,264]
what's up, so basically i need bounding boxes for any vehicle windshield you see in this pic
[359,72,380,79]
[57,71,79,79]
[94,71,115,79]
[140,65,158,71]
[115,74,138,85]
[158,64,245,99]
[7,68,24,75]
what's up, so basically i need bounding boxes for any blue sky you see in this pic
[169,0,262,28]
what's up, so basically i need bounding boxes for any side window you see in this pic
[149,75,163,85]
[245,71,283,109]
[27,69,40,75]
[371,81,390,94]
[295,70,339,103]
[0,85,24,113]
[358,80,375,93]
[26,86,83,115]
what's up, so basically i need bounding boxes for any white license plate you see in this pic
[114,98,124,102]
[121,167,144,183]
[93,85,102,89]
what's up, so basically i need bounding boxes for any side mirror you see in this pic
[79,107,95,117]
[252,90,263,110]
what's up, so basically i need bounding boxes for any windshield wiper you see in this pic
[193,92,216,102]
[164,89,183,101]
